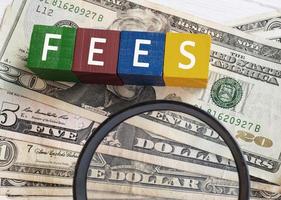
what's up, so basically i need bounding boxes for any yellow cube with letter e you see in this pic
[163,33,211,87]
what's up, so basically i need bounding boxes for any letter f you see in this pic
[42,33,62,61]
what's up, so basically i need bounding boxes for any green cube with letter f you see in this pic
[27,25,78,81]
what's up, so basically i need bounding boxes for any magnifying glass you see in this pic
[73,100,250,200]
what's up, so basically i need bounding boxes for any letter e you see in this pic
[133,39,151,68]
[88,37,107,66]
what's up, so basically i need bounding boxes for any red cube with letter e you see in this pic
[72,28,123,85]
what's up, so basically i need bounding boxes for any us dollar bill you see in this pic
[0,178,69,197]
[255,30,281,42]
[0,197,174,200]
[0,88,238,183]
[227,11,281,42]
[0,88,280,195]
[0,0,280,183]
[0,192,158,200]
[227,10,281,33]
[1,0,281,185]
[0,131,278,200]
[0,178,167,199]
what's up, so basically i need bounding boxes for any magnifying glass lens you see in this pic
[85,109,241,200]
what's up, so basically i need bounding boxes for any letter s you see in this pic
[178,41,196,70]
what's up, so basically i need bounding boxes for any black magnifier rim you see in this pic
[73,100,250,200]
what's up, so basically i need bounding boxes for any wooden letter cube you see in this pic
[163,33,211,87]
[118,31,165,86]
[72,28,123,85]
[27,25,78,82]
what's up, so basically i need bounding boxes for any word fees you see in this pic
[27,25,211,87]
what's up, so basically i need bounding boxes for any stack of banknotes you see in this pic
[1,0,281,199]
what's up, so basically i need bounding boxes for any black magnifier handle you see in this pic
[73,100,250,200]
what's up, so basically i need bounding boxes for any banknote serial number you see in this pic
[39,0,104,21]
[194,105,273,148]
[205,108,261,133]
